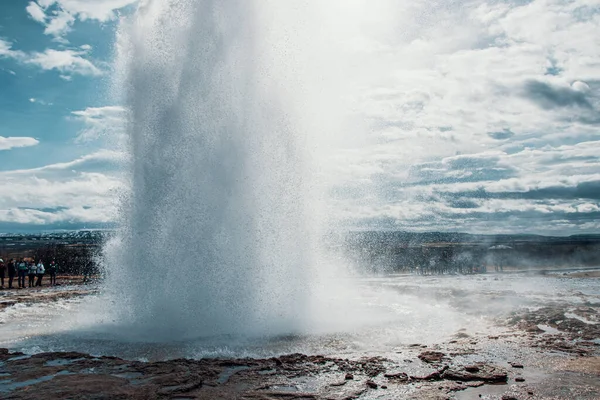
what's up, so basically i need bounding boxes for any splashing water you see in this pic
[103,0,350,341]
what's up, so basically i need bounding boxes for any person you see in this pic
[17,258,28,288]
[7,259,16,289]
[35,260,45,287]
[47,260,57,286]
[0,258,5,289]
[28,260,37,288]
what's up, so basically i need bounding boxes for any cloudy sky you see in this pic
[0,0,599,235]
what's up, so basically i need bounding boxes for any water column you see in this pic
[106,0,316,340]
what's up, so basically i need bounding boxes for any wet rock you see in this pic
[411,366,448,381]
[418,351,446,363]
[365,380,378,389]
[157,381,203,395]
[442,364,508,383]
[384,372,408,381]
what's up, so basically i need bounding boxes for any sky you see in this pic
[0,0,599,235]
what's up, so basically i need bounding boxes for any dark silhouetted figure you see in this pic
[48,260,57,286]
[8,259,16,289]
[0,258,5,288]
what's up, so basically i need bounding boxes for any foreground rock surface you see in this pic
[0,349,512,399]
[1,273,600,399]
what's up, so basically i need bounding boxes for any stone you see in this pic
[418,351,446,363]
[366,380,378,389]
[384,372,408,380]
[442,364,508,383]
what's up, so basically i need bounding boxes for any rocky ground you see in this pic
[0,275,599,399]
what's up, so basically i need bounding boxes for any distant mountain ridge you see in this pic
[345,231,600,246]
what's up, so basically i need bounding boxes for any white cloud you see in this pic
[44,10,76,37]
[71,106,127,143]
[303,0,600,234]
[0,151,127,226]
[25,1,47,23]
[26,0,137,38]
[6,0,600,234]
[0,137,39,151]
[6,149,128,174]
[26,48,102,76]
[0,38,25,60]
[0,38,101,77]
[572,80,591,93]
[29,98,53,105]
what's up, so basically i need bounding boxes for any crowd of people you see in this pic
[0,258,58,289]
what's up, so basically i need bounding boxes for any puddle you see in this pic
[45,358,85,367]
[0,370,72,392]
[454,383,508,400]
[111,371,153,386]
[270,385,299,393]
[564,313,597,325]
[7,355,31,362]
[112,372,143,380]
[258,368,276,375]
[217,366,250,384]
[537,324,561,335]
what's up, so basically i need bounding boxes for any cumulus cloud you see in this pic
[0,38,25,60]
[26,48,102,76]
[0,38,101,77]
[6,0,600,234]
[313,0,600,234]
[71,106,127,143]
[523,80,593,109]
[26,0,137,38]
[0,151,127,227]
[26,1,46,23]
[0,136,40,151]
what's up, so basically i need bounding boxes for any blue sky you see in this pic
[0,0,599,235]
[0,1,132,231]
[0,1,125,170]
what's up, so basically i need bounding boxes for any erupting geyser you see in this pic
[105,0,331,340]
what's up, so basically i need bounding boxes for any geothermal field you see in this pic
[0,0,599,399]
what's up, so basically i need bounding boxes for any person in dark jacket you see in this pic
[47,260,57,286]
[0,258,5,288]
[7,259,17,289]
